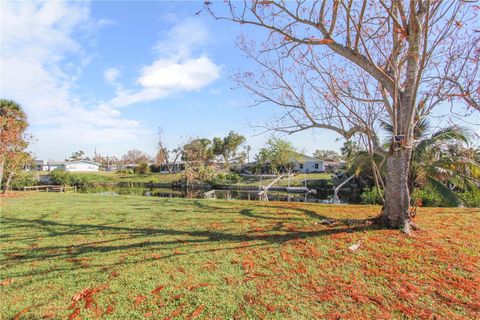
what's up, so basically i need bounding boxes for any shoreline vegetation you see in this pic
[1,193,478,319]
[13,170,480,207]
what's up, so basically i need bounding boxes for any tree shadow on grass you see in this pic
[1,199,380,286]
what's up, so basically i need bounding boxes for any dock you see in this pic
[23,185,77,192]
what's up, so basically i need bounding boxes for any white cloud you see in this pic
[138,56,220,91]
[104,67,121,84]
[155,18,210,59]
[107,18,221,108]
[1,1,150,159]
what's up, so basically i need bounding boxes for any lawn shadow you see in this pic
[2,199,381,287]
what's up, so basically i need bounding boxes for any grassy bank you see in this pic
[1,193,479,319]
[40,171,183,185]
[229,172,333,187]
[39,171,332,187]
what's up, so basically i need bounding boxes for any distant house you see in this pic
[34,160,49,171]
[241,154,324,174]
[323,160,346,172]
[64,160,100,172]
[33,160,100,172]
[292,154,324,173]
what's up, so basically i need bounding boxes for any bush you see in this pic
[49,170,74,186]
[150,164,162,173]
[360,186,384,205]
[411,187,447,207]
[115,169,134,174]
[9,172,38,190]
[211,172,242,185]
[48,170,92,190]
[360,184,479,208]
[134,163,150,174]
[458,190,480,208]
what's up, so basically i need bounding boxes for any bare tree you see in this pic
[121,149,150,165]
[207,0,479,233]
[156,128,184,173]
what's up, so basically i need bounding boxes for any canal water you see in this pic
[92,187,355,204]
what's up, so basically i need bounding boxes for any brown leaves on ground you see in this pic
[151,285,166,295]
[187,304,205,320]
[0,278,15,286]
[133,295,147,306]
[12,305,35,320]
[65,257,90,268]
[68,284,108,319]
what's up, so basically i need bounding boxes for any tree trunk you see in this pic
[2,172,13,194]
[0,156,4,190]
[382,148,413,232]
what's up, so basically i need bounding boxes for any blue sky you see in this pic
[1,1,478,160]
[1,1,345,160]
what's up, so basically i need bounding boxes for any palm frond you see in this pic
[426,176,462,207]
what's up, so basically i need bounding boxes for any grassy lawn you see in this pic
[1,193,479,319]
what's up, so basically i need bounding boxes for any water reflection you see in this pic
[92,187,351,204]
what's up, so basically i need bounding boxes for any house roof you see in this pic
[294,154,322,162]
[35,160,101,166]
[244,154,323,166]
[65,160,101,166]
[48,161,65,165]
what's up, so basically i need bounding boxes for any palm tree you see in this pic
[353,120,480,206]
[409,125,480,206]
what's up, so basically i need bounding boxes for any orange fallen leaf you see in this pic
[1,278,15,286]
[105,304,114,314]
[152,285,165,295]
[133,295,147,305]
[188,304,205,320]
[68,307,81,320]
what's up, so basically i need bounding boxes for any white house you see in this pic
[33,160,100,172]
[241,154,324,174]
[64,160,100,172]
[292,154,324,173]
[34,160,49,171]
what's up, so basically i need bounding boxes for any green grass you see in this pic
[229,172,333,187]
[1,193,479,319]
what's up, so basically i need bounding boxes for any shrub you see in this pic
[134,163,150,174]
[73,176,93,190]
[360,186,384,205]
[182,164,215,185]
[48,170,92,190]
[150,164,162,173]
[211,172,242,185]
[9,172,38,190]
[49,170,74,186]
[115,169,134,174]
[458,190,480,208]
